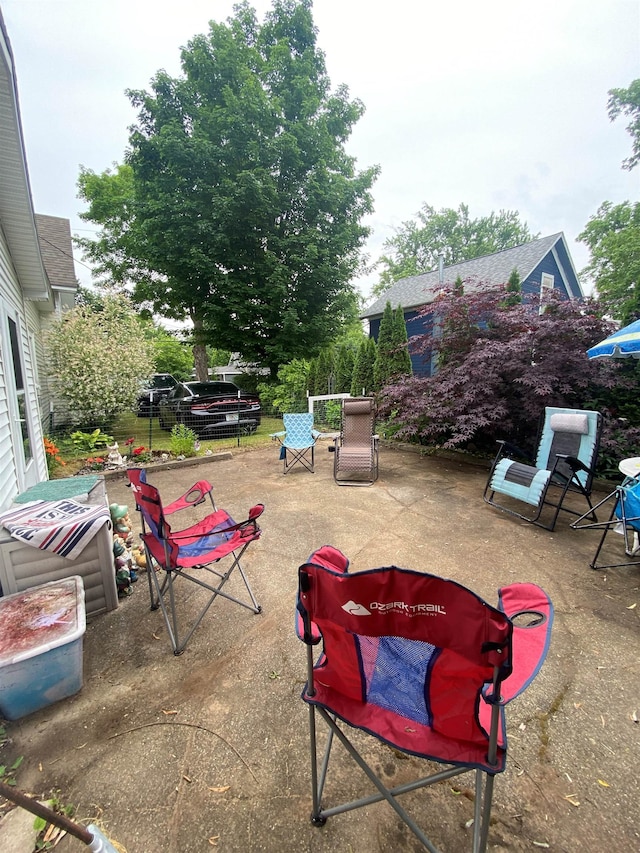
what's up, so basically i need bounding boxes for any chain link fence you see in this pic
[42,394,366,476]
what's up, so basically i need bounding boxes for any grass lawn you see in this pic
[51,413,284,477]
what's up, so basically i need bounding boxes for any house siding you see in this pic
[523,256,571,299]
[370,309,436,377]
[0,228,23,506]
[23,301,47,480]
[0,226,48,510]
[366,235,583,379]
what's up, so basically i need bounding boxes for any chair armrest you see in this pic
[555,454,591,475]
[488,439,532,469]
[270,431,285,439]
[502,440,532,461]
[496,582,553,705]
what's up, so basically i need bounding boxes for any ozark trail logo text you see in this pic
[341,600,446,617]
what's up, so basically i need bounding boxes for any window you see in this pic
[539,273,555,314]
[540,273,554,293]
[8,317,32,464]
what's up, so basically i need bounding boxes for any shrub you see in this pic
[170,423,197,457]
[45,293,155,424]
[70,429,114,453]
[379,284,630,459]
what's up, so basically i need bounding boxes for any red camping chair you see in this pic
[296,546,553,852]
[127,469,263,655]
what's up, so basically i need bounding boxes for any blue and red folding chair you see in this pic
[571,476,640,570]
[127,469,263,655]
[296,546,553,852]
[270,412,322,474]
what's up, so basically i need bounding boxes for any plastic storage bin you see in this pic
[0,576,86,720]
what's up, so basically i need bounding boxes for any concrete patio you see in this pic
[1,442,639,852]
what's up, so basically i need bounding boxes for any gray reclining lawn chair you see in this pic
[484,407,602,531]
[330,397,379,486]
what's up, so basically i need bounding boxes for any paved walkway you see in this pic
[1,443,639,852]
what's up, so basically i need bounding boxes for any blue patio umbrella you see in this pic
[587,318,640,359]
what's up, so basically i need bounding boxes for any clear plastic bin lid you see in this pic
[0,576,86,666]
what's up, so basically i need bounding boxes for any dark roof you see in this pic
[34,213,78,289]
[361,232,578,319]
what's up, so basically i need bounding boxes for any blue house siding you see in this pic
[370,309,436,377]
[363,234,584,380]
[523,256,571,299]
[406,309,435,376]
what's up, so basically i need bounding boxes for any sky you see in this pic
[2,0,640,303]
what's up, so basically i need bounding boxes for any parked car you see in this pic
[137,373,180,417]
[157,381,261,439]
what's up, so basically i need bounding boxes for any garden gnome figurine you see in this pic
[106,442,124,467]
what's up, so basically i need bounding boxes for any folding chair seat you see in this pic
[484,407,602,531]
[571,476,640,570]
[127,469,263,655]
[270,412,321,474]
[296,546,553,852]
[330,397,379,486]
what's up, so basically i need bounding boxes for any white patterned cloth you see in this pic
[0,499,110,560]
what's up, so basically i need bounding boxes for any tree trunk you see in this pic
[192,316,209,381]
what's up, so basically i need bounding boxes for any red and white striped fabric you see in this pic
[0,499,110,559]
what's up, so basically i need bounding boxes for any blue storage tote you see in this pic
[0,576,86,720]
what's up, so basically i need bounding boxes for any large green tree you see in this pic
[373,203,537,295]
[350,337,376,397]
[579,201,640,324]
[608,79,640,171]
[76,0,377,379]
[576,80,640,323]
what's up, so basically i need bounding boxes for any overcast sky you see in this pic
[3,0,639,301]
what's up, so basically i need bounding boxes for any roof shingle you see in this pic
[34,213,78,289]
[362,232,568,319]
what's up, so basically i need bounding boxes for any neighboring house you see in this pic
[361,232,583,376]
[209,353,269,383]
[34,214,78,313]
[0,11,53,508]
[34,213,79,425]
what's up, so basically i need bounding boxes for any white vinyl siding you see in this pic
[0,228,23,507]
[0,226,48,509]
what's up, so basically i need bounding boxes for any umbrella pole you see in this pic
[0,780,120,852]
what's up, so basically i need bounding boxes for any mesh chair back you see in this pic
[342,397,375,445]
[299,560,514,769]
[336,397,377,474]
[283,413,315,449]
[128,473,179,567]
[535,408,600,488]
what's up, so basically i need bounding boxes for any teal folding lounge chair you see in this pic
[271,412,322,474]
[484,407,602,531]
